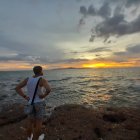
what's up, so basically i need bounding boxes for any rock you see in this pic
[0,104,140,140]
[103,113,126,123]
[44,105,140,140]
[0,103,27,126]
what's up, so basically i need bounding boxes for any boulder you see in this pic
[0,104,140,140]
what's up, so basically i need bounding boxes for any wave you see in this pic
[0,94,8,101]
[49,77,72,82]
[89,85,102,88]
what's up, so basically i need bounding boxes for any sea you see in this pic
[0,68,140,110]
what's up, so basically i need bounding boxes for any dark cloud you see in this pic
[114,44,140,57]
[107,40,112,44]
[79,5,96,27]
[113,51,126,56]
[61,58,88,63]
[79,2,112,31]
[126,44,140,53]
[79,0,140,40]
[42,58,89,64]
[79,18,86,26]
[87,5,96,16]
[89,35,95,42]
[126,0,140,7]
[98,2,111,18]
[95,14,140,37]
[114,5,124,16]
[92,44,140,63]
[131,15,140,32]
[80,5,96,16]
[69,51,80,54]
[0,53,67,65]
[95,54,101,57]
[107,0,123,3]
[68,47,111,56]
[107,0,140,7]
[79,3,111,18]
[87,47,112,53]
[0,55,89,65]
[0,53,42,63]
[80,6,87,16]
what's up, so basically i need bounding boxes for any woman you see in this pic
[15,66,51,140]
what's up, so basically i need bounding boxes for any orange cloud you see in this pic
[0,58,140,71]
[0,61,49,71]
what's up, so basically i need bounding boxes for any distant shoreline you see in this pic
[0,66,140,72]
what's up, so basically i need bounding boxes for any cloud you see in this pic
[127,44,140,53]
[92,44,140,66]
[79,18,86,26]
[69,51,80,54]
[95,14,140,38]
[87,5,96,16]
[0,32,40,55]
[61,58,88,63]
[90,44,140,63]
[79,5,96,27]
[89,35,95,42]
[126,0,140,7]
[0,31,65,63]
[114,5,124,16]
[79,0,140,40]
[113,51,126,56]
[0,53,42,63]
[0,50,90,65]
[79,3,111,18]
[68,47,112,56]
[80,6,87,16]
[98,2,111,19]
[114,44,140,59]
[95,14,126,37]
[87,47,112,53]
[37,57,83,65]
[107,0,140,7]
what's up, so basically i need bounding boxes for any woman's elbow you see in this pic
[48,88,51,93]
[47,87,51,94]
[15,86,19,92]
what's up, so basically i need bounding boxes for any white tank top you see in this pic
[27,76,44,104]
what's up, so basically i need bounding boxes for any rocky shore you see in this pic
[0,104,140,140]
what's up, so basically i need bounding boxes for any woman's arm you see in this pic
[39,78,51,99]
[15,78,29,101]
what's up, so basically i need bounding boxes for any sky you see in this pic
[0,0,140,70]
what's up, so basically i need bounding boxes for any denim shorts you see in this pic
[27,101,46,120]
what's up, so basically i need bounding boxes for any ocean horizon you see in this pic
[0,66,140,72]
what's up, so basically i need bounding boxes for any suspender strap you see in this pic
[31,77,42,105]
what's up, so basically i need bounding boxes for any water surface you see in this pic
[0,68,140,109]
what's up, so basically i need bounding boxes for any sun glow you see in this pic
[82,62,136,68]
[83,63,106,68]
